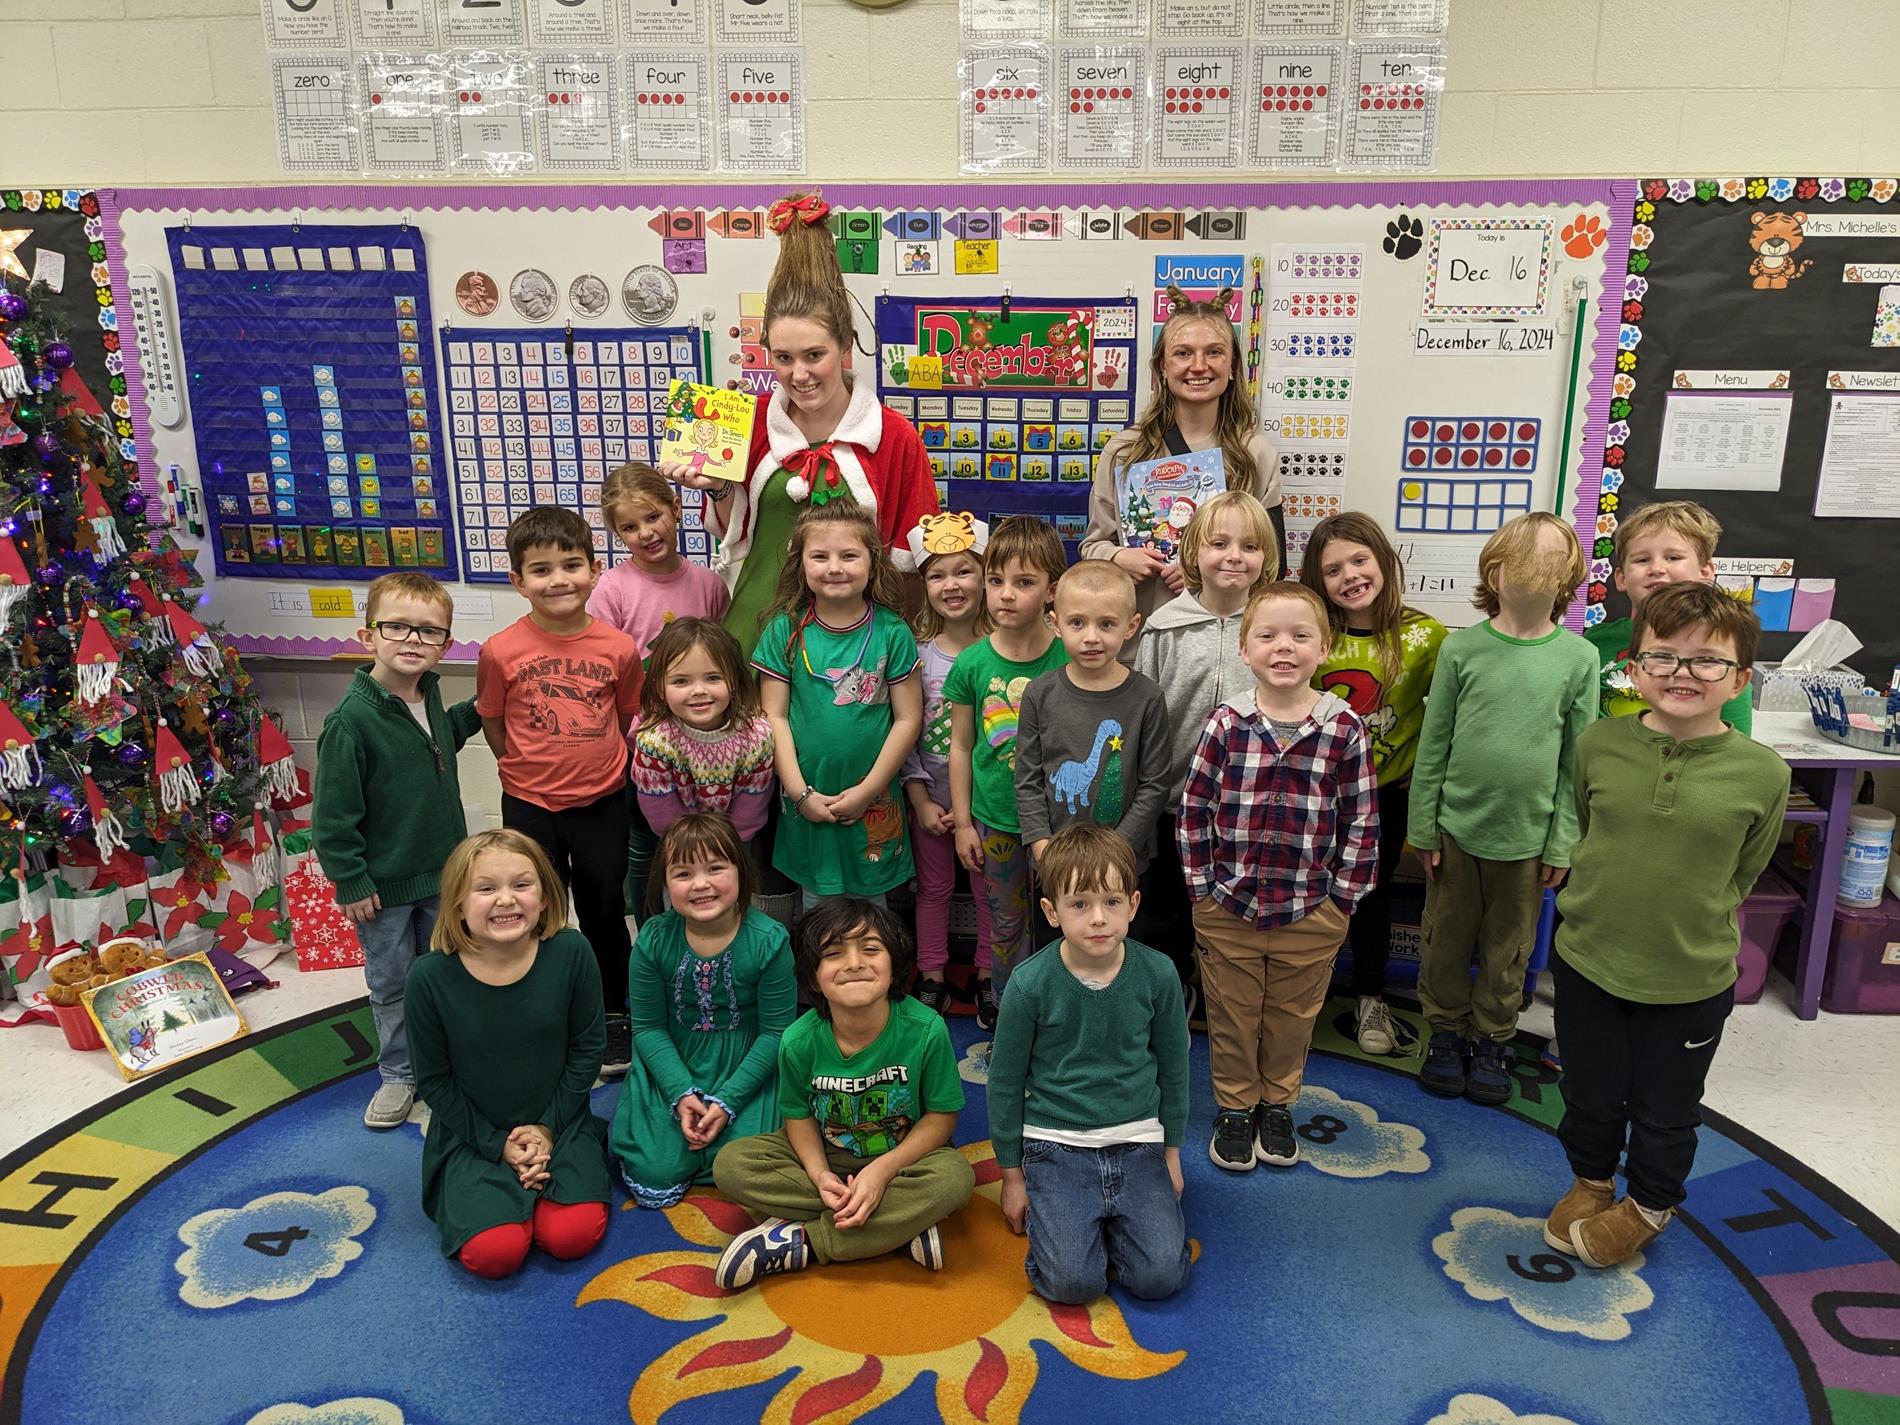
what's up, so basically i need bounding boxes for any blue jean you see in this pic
[358,895,438,1085]
[1019,1139,1190,1305]
[625,793,658,918]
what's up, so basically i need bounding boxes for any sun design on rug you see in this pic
[577,1141,1186,1423]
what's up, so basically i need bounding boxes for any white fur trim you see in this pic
[721,378,885,575]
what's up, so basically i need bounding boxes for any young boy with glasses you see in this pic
[1543,581,1788,1268]
[316,572,485,1129]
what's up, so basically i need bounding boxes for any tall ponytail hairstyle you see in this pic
[763,190,857,353]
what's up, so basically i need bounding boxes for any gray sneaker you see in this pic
[364,1081,415,1129]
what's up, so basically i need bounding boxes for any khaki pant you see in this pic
[1193,896,1349,1110]
[1418,834,1543,1041]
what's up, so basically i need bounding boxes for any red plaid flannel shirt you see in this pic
[1177,692,1380,928]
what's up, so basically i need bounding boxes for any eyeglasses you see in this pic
[370,620,451,647]
[1631,652,1740,682]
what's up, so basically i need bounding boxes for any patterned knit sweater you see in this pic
[631,714,776,840]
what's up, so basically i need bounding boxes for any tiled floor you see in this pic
[6,958,1898,1231]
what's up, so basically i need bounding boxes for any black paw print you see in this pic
[1384,214,1424,260]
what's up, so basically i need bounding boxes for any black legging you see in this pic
[1348,779,1411,997]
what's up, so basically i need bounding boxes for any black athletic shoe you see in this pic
[1254,1102,1300,1166]
[1465,1037,1513,1106]
[915,978,949,1015]
[1209,1109,1257,1172]
[974,978,999,1031]
[603,1013,633,1079]
[1420,1030,1468,1098]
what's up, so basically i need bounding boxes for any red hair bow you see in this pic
[766,193,831,234]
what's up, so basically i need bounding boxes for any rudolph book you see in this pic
[1116,449,1226,561]
[659,381,757,484]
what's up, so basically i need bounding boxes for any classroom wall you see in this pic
[1,0,1896,185]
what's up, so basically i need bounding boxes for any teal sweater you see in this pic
[1556,714,1789,1003]
[313,667,483,906]
[1408,621,1600,865]
[985,938,1190,1170]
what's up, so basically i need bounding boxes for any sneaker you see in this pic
[1465,1038,1513,1106]
[1254,1102,1300,1167]
[1208,1109,1257,1172]
[1543,1177,1617,1255]
[1420,1030,1468,1097]
[908,1222,945,1271]
[363,1081,414,1130]
[915,978,949,1015]
[1355,996,1396,1055]
[715,1217,813,1290]
[1571,1196,1671,1269]
[1539,1036,1563,1073]
[974,978,999,1032]
[602,1014,633,1079]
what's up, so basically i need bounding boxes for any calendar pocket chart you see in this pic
[167,223,458,581]
[877,294,1139,551]
[440,325,705,582]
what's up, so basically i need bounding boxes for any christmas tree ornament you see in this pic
[32,431,59,458]
[0,535,27,625]
[166,599,219,677]
[0,399,22,446]
[74,609,120,702]
[79,468,125,558]
[0,703,42,789]
[43,342,72,371]
[256,716,299,803]
[208,810,234,840]
[116,740,148,769]
[82,773,128,858]
[121,489,145,516]
[152,723,200,812]
[0,338,27,399]
[0,233,27,283]
[251,803,276,884]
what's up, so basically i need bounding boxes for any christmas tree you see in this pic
[0,278,293,898]
[1094,735,1125,826]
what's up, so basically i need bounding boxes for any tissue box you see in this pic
[1754,661,1862,714]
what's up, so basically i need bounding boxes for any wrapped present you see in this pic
[0,868,59,1027]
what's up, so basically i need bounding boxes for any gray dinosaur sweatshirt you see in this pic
[1014,666,1172,865]
[1133,591,1255,808]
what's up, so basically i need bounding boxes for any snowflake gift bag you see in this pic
[279,824,364,972]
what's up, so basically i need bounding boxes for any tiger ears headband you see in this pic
[1164,283,1237,315]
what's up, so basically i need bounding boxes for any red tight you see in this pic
[456,1198,609,1279]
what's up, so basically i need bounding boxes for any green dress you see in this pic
[404,929,612,1257]
[609,907,797,1206]
[753,604,920,895]
[723,468,799,662]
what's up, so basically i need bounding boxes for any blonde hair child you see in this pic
[899,515,997,1012]
[752,501,924,907]
[406,829,612,1278]
[1297,511,1448,1055]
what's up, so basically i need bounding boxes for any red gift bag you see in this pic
[279,825,365,971]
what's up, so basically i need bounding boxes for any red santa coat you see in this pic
[714,377,939,578]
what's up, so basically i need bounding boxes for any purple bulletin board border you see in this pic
[101,178,1627,658]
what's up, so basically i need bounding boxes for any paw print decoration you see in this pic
[1383,213,1424,261]
[1561,212,1607,259]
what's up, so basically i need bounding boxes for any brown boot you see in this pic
[1572,1195,1672,1269]
[1542,1177,1616,1254]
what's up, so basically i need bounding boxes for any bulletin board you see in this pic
[101,179,1627,659]
[1588,177,1900,684]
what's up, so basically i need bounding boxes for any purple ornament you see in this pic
[0,291,27,321]
[117,741,148,769]
[43,342,73,370]
[60,807,92,839]
[34,431,60,457]
[37,563,61,586]
[122,490,146,516]
[209,810,235,840]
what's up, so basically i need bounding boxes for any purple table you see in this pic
[1751,712,1900,1020]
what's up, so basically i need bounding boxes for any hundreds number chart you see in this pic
[1265,241,1363,560]
[166,223,456,580]
[442,326,704,581]
[876,295,1139,552]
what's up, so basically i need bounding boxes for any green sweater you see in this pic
[1585,615,1753,733]
[1556,714,1789,1003]
[1408,621,1599,865]
[985,938,1190,1170]
[313,666,483,906]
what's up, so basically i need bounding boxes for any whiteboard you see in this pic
[103,179,1624,658]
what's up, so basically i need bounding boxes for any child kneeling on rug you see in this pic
[989,824,1191,1304]
[405,830,613,1279]
[610,812,797,1208]
[712,899,975,1288]
[1543,583,1787,1268]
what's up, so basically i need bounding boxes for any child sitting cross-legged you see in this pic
[609,812,796,1209]
[989,824,1191,1305]
[712,899,976,1287]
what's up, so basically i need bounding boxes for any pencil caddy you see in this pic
[1806,685,1900,755]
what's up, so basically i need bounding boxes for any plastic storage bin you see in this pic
[1821,894,1900,1014]
[1735,869,1802,1004]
